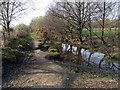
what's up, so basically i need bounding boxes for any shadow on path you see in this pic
[2,39,118,88]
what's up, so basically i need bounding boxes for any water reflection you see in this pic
[62,43,120,74]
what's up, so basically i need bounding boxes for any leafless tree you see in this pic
[44,1,119,66]
[93,2,116,43]
[49,1,100,44]
[93,2,119,68]
[0,0,28,44]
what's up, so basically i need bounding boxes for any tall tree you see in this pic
[49,1,96,44]
[0,0,27,43]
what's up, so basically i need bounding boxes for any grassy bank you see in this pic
[82,28,119,37]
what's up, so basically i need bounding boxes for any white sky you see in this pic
[0,0,119,28]
[12,0,54,26]
[12,0,119,26]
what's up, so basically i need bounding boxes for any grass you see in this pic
[82,28,120,37]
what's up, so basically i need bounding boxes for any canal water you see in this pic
[62,43,120,74]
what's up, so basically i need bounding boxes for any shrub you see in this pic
[38,42,51,51]
[5,34,33,51]
[105,53,119,63]
[48,47,61,60]
[2,47,16,63]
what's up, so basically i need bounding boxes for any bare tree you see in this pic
[49,1,100,45]
[93,2,118,68]
[44,10,67,42]
[93,2,116,43]
[0,0,28,43]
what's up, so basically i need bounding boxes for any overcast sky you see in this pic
[12,0,119,26]
[12,0,54,26]
[1,0,119,28]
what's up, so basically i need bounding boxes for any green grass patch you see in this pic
[82,28,120,37]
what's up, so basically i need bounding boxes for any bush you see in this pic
[105,53,119,63]
[2,47,16,63]
[48,47,61,60]
[48,47,59,53]
[43,44,50,50]
[38,43,50,51]
[2,33,34,65]
[5,34,33,51]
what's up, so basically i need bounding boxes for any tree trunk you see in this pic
[101,2,105,43]
[76,47,82,64]
[7,23,11,40]
[3,31,6,45]
[78,28,83,44]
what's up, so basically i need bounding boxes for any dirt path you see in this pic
[2,40,118,88]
